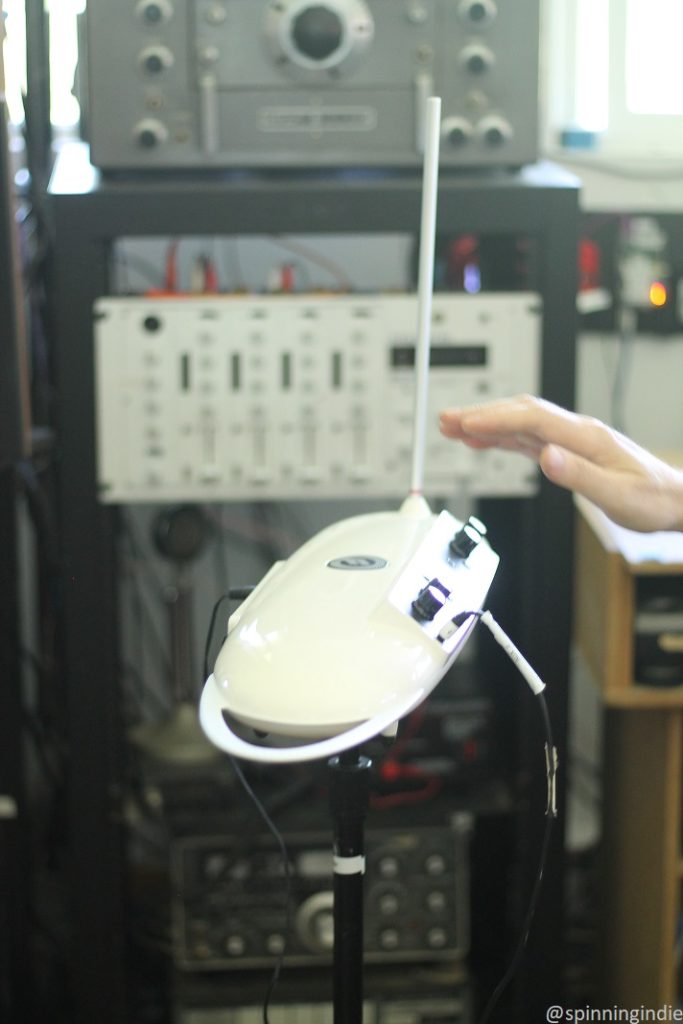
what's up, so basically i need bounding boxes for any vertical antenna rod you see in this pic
[410,95,441,496]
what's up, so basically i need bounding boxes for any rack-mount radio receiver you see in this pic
[80,0,540,170]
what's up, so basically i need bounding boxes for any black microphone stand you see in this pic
[328,747,372,1024]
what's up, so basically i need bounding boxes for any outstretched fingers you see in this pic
[440,396,621,468]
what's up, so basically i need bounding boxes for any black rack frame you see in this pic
[46,147,579,1024]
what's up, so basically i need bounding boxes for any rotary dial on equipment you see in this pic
[265,0,374,79]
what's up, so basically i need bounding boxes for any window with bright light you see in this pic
[2,0,84,128]
[545,0,683,157]
[2,0,27,124]
[625,0,683,116]
[47,0,84,128]
[573,0,609,133]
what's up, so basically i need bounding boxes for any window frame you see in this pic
[604,0,683,157]
[544,0,683,161]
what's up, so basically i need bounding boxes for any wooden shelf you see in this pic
[599,710,682,1006]
[573,499,683,1005]
[574,495,683,707]
[604,686,683,709]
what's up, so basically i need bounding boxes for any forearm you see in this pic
[525,434,683,534]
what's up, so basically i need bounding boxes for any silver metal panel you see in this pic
[81,0,540,169]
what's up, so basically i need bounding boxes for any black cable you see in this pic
[202,587,256,678]
[202,592,234,682]
[228,755,292,1024]
[203,586,290,1024]
[449,610,558,1024]
[7,638,67,788]
[476,690,555,1024]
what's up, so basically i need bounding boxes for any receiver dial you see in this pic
[265,0,374,80]
[295,891,335,952]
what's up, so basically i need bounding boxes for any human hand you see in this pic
[439,394,683,533]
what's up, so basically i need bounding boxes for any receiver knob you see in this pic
[293,5,343,60]
[441,116,472,148]
[133,118,169,149]
[458,0,497,24]
[139,45,174,75]
[265,0,374,78]
[479,115,513,147]
[136,0,173,24]
[296,891,335,952]
[460,43,495,74]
